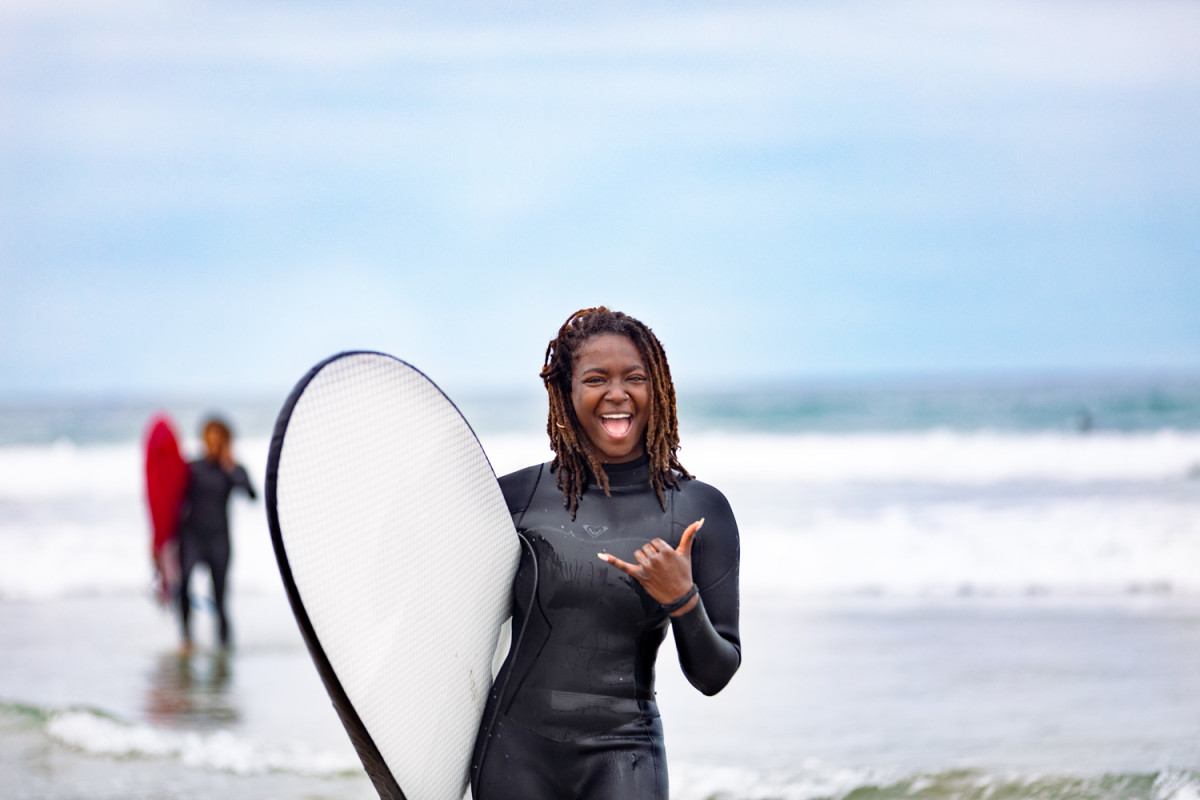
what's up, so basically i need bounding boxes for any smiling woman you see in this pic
[537,308,695,518]
[570,334,651,463]
[470,307,742,800]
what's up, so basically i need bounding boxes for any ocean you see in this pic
[2,372,1199,800]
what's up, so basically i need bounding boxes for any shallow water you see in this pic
[3,592,1200,799]
[3,380,1200,799]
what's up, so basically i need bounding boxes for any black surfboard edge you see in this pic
[265,350,508,800]
[265,351,403,800]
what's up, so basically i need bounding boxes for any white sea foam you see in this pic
[1157,770,1200,800]
[670,766,1200,800]
[2,430,1195,503]
[2,430,1198,601]
[740,496,1200,598]
[45,709,359,776]
[680,429,1200,486]
[671,760,887,800]
[0,440,143,501]
[0,437,277,600]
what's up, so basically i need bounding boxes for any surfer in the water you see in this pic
[177,417,256,652]
[472,307,741,800]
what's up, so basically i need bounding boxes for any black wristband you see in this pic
[662,584,698,615]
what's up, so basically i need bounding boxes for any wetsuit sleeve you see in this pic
[671,483,741,696]
[230,464,257,500]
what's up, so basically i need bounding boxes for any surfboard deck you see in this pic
[266,351,520,800]
[144,414,188,604]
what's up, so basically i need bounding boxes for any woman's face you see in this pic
[570,333,650,463]
[203,425,228,460]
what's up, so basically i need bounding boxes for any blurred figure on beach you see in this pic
[177,416,257,652]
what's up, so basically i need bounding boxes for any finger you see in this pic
[677,518,704,555]
[650,538,672,553]
[598,553,639,577]
[634,548,652,568]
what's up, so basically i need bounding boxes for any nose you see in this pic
[605,382,628,401]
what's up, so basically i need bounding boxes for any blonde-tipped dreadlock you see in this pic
[540,307,692,518]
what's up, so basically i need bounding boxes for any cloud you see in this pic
[1,1,1198,394]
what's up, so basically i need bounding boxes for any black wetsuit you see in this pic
[177,458,256,646]
[471,455,741,800]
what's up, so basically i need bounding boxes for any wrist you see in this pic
[662,584,698,616]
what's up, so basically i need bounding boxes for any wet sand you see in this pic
[3,591,1200,799]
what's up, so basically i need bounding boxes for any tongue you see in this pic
[601,416,632,439]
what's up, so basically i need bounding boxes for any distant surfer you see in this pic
[472,307,741,800]
[177,416,257,652]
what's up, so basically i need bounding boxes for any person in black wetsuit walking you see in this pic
[177,417,256,652]
[471,307,741,800]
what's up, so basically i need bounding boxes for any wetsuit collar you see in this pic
[593,453,651,488]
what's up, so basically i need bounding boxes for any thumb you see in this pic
[677,518,704,556]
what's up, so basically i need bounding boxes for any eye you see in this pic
[627,374,647,383]
[583,376,606,385]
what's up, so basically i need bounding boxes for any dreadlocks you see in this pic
[540,307,692,518]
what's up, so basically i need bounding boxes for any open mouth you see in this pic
[600,413,633,439]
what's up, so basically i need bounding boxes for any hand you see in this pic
[219,441,236,472]
[599,518,703,615]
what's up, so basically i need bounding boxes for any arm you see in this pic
[220,440,256,500]
[229,464,257,500]
[670,565,740,695]
[669,489,740,696]
[600,485,742,696]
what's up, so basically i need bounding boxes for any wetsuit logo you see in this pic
[582,524,608,538]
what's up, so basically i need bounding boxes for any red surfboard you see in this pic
[144,414,190,603]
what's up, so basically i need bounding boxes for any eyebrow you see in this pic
[580,363,645,376]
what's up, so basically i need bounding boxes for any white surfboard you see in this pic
[265,352,520,800]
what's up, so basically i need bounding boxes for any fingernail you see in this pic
[597,553,608,562]
[697,518,705,529]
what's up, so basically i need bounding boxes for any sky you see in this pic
[1,0,1198,401]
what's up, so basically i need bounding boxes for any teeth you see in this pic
[600,414,634,439]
